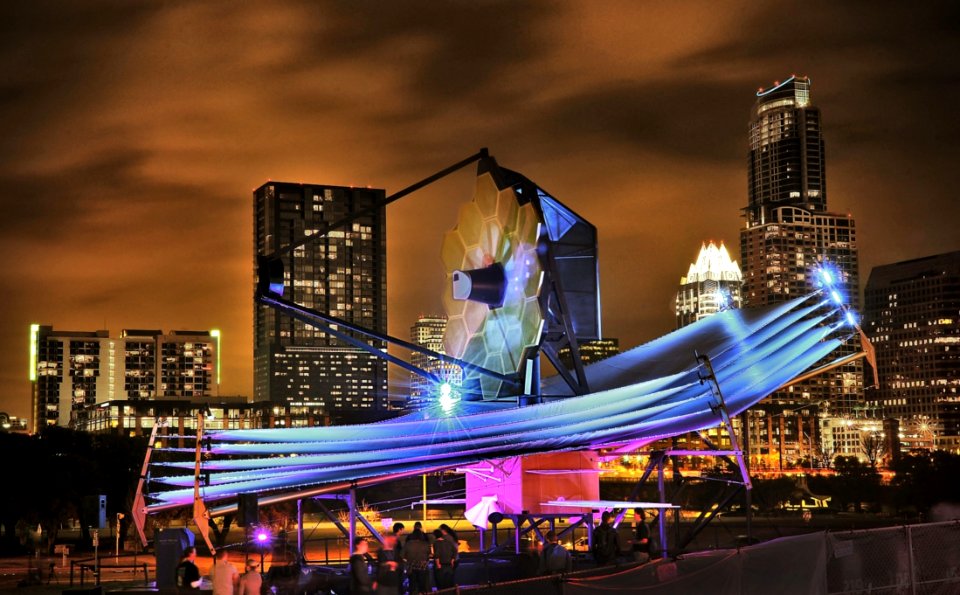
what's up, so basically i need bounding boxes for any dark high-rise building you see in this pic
[253,182,388,413]
[739,75,865,466]
[747,75,826,218]
[864,251,960,453]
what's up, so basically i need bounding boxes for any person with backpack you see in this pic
[540,530,572,575]
[592,511,621,566]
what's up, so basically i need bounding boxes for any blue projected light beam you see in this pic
[144,293,860,511]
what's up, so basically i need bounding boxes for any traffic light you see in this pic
[82,495,107,529]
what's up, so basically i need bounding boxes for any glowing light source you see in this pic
[682,242,742,284]
[438,382,459,413]
[845,312,857,326]
[29,324,39,382]
[210,329,221,385]
[756,75,797,97]
[256,529,269,543]
[714,288,731,311]
[830,290,843,305]
[816,264,842,289]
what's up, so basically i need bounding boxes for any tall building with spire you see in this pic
[676,241,743,328]
[739,76,865,468]
[662,241,742,462]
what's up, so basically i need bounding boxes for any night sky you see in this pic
[2,1,959,418]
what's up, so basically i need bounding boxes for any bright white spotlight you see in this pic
[714,289,730,311]
[830,290,843,305]
[438,382,459,413]
[846,311,857,326]
[821,269,834,286]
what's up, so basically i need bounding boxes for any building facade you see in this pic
[739,76,866,466]
[557,338,620,369]
[72,396,330,440]
[863,251,960,453]
[0,412,29,433]
[254,182,388,413]
[676,241,743,328]
[409,315,462,410]
[30,325,219,433]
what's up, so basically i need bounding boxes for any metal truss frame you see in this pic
[608,352,753,559]
[483,511,596,555]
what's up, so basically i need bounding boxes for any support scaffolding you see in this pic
[607,352,753,558]
[294,491,385,564]
[484,512,595,555]
[132,418,165,547]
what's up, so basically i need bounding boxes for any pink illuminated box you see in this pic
[464,451,600,521]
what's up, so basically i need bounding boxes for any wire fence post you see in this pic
[905,524,917,595]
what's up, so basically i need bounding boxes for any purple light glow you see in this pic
[256,530,269,543]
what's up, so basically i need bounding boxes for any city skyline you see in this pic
[2,2,959,418]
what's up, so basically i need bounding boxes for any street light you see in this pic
[253,527,270,573]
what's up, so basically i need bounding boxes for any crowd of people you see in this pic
[175,546,262,595]
[172,511,653,594]
[350,522,460,594]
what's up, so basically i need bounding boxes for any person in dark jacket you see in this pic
[176,546,202,591]
[433,529,458,589]
[391,523,406,591]
[350,539,374,594]
[402,526,432,594]
[438,524,459,546]
[631,508,651,563]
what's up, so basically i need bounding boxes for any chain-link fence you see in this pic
[826,522,960,594]
[435,520,960,594]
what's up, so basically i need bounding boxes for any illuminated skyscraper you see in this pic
[253,182,388,413]
[864,251,960,453]
[676,241,743,328]
[29,325,219,433]
[747,76,826,217]
[739,76,864,467]
[409,315,461,410]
